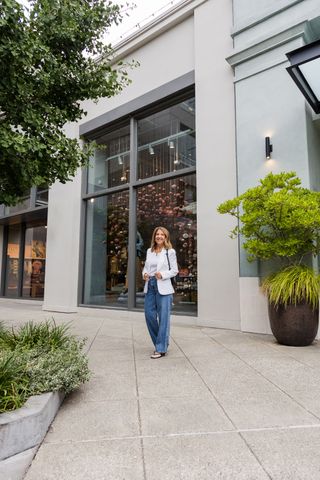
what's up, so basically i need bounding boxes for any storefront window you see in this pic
[83,93,197,314]
[137,98,195,180]
[22,226,47,298]
[87,124,130,193]
[84,191,129,306]
[4,225,21,297]
[137,174,197,313]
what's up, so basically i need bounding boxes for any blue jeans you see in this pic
[144,276,173,353]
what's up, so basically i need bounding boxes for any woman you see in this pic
[143,227,178,359]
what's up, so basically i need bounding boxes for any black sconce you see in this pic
[265,137,273,159]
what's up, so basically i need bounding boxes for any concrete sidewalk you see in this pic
[2,299,320,479]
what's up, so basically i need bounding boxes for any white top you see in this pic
[142,248,179,295]
[148,250,162,276]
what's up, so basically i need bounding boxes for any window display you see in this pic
[137,175,197,313]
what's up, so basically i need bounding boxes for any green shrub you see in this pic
[27,339,90,395]
[217,171,320,263]
[0,320,90,413]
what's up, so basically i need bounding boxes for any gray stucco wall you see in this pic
[231,0,320,333]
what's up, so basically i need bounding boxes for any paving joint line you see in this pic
[170,335,238,430]
[131,325,148,480]
[83,318,105,354]
[44,422,320,445]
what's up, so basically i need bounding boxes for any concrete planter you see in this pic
[0,390,65,480]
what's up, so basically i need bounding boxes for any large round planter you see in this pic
[268,301,319,346]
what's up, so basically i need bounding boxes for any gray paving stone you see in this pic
[65,373,137,401]
[44,398,139,442]
[191,354,319,428]
[139,395,234,436]
[136,357,209,398]
[243,426,320,480]
[25,439,144,480]
[143,433,270,480]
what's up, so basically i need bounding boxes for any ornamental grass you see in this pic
[0,320,90,413]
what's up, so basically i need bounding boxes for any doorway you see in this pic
[2,222,47,299]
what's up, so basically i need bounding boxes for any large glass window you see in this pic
[84,191,129,306]
[137,98,196,180]
[83,93,197,314]
[87,124,130,192]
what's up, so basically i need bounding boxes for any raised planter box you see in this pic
[0,391,65,480]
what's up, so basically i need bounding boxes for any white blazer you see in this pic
[143,248,179,295]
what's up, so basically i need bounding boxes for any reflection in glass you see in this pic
[137,174,197,313]
[87,125,130,192]
[4,225,21,297]
[137,98,196,180]
[36,185,49,207]
[84,191,129,306]
[22,226,47,298]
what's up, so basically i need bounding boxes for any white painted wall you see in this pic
[81,16,195,123]
[194,0,240,329]
[43,123,83,313]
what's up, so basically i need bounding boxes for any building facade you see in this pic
[1,0,320,334]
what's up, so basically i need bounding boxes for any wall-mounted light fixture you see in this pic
[149,145,154,155]
[265,137,273,159]
[286,39,320,114]
[169,140,175,149]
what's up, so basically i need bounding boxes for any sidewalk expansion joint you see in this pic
[43,422,320,445]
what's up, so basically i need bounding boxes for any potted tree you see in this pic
[218,171,320,346]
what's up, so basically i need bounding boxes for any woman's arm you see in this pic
[142,248,150,279]
[160,249,179,279]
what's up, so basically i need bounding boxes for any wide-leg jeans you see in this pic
[144,276,172,353]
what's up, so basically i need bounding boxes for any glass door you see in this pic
[4,225,21,297]
[22,226,47,298]
[3,223,47,299]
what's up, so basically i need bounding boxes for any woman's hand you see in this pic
[155,272,162,279]
[143,273,149,281]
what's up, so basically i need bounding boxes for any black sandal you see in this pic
[150,352,166,359]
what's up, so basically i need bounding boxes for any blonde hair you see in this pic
[150,226,172,251]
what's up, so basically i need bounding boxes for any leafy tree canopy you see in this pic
[217,171,320,265]
[0,0,132,205]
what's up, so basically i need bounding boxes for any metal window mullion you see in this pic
[128,117,137,309]
[83,183,130,200]
[132,166,196,188]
